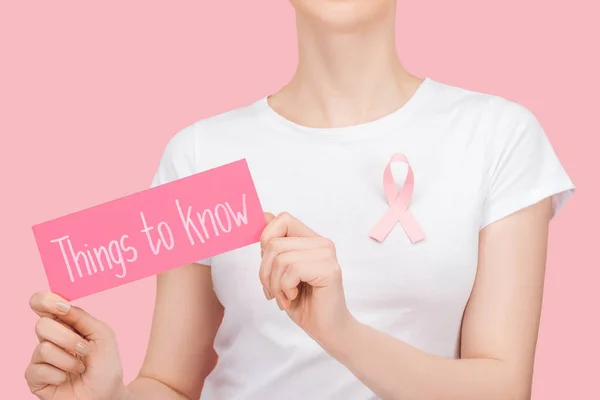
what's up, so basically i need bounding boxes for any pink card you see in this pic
[32,159,265,301]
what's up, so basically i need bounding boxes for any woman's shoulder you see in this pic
[427,77,539,126]
[197,98,268,130]
[161,97,268,154]
[151,97,269,183]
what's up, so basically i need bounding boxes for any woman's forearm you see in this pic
[320,318,529,400]
[125,377,192,400]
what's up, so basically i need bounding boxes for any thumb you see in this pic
[264,212,276,224]
[58,305,113,341]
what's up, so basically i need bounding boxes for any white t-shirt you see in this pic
[151,77,574,400]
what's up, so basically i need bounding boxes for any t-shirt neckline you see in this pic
[256,77,434,141]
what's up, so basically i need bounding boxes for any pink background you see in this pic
[0,1,597,398]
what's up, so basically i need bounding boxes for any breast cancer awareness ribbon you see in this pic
[369,153,425,243]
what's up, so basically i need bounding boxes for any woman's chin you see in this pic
[290,0,396,32]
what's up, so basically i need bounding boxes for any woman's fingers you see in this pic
[272,260,328,311]
[280,260,327,296]
[259,237,325,294]
[32,341,86,374]
[260,212,318,249]
[60,304,112,341]
[280,263,318,304]
[279,268,301,305]
[270,249,329,303]
[259,212,340,308]
[269,252,298,309]
[30,291,112,342]
[259,211,315,298]
[29,291,72,319]
[269,248,328,309]
[35,317,93,357]
[25,363,68,391]
[264,212,276,224]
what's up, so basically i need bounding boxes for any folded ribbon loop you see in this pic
[369,153,425,243]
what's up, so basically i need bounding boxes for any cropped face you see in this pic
[289,0,396,30]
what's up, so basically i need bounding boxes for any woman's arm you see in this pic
[126,263,223,400]
[320,199,552,400]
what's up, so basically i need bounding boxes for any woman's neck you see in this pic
[269,11,423,129]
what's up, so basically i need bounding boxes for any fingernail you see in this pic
[76,362,86,373]
[263,287,273,300]
[55,301,71,314]
[276,298,283,310]
[75,342,92,356]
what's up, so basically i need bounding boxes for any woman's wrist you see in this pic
[314,313,363,357]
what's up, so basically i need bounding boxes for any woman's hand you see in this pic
[25,292,129,400]
[259,212,356,345]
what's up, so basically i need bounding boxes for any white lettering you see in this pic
[214,203,232,233]
[49,234,138,282]
[175,199,206,246]
[226,193,248,227]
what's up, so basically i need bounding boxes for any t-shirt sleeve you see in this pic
[480,103,575,229]
[150,124,212,266]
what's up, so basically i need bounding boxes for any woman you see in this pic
[25,1,574,399]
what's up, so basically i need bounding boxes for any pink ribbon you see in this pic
[369,153,425,243]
